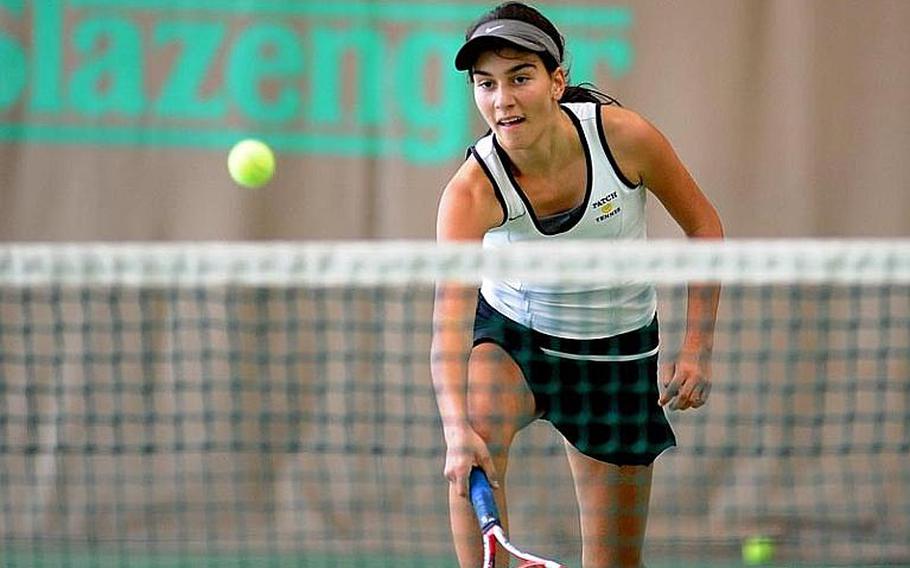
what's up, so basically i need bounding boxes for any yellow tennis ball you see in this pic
[227,139,275,189]
[742,536,775,565]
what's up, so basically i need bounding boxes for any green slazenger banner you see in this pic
[0,1,633,164]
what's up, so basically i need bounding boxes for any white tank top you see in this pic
[474,102,657,340]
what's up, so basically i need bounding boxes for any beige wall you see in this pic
[1,0,908,241]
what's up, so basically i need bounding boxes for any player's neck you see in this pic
[506,110,579,180]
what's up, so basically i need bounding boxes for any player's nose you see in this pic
[494,86,516,109]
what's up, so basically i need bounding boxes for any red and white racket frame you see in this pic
[470,467,565,568]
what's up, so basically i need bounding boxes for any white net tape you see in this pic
[1,239,909,287]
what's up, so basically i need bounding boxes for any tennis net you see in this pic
[1,240,908,567]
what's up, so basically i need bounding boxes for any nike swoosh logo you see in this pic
[484,25,505,33]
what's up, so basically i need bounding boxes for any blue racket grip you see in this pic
[469,467,500,531]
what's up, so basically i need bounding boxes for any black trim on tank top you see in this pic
[595,103,640,190]
[491,105,593,237]
[538,199,588,233]
[468,144,508,227]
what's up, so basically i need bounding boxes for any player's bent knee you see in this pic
[466,410,515,455]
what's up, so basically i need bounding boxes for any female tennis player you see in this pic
[431,2,723,567]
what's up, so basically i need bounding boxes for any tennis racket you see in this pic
[469,467,565,568]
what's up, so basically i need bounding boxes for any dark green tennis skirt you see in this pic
[472,291,676,466]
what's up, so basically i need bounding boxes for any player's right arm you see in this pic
[431,158,504,497]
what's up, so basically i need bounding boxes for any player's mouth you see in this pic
[496,116,526,129]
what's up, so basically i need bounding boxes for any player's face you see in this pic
[471,48,565,150]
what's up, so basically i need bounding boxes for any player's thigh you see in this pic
[467,342,538,451]
[565,443,653,537]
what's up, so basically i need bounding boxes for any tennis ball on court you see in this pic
[227,139,275,188]
[742,536,775,565]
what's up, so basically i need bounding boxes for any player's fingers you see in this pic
[690,382,711,408]
[670,390,689,411]
[443,459,470,497]
[478,455,500,489]
[674,373,701,410]
[673,388,701,410]
[681,378,714,410]
[659,362,674,389]
[660,372,682,406]
[452,469,469,499]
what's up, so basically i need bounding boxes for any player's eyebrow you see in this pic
[472,63,537,77]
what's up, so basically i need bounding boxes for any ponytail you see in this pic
[561,82,622,106]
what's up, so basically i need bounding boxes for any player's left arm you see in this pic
[603,107,724,410]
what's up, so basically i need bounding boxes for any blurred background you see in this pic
[1,1,908,567]
[1,0,908,241]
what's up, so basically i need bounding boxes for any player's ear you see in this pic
[551,67,566,101]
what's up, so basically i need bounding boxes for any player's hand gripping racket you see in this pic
[469,467,565,568]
